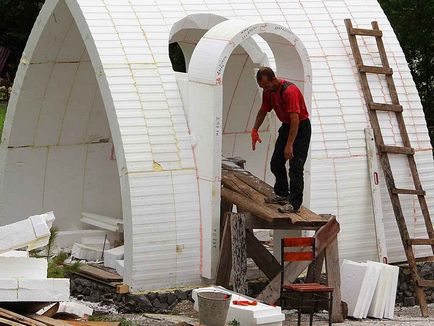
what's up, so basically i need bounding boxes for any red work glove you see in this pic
[251,129,262,151]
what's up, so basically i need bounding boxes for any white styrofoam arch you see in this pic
[187,20,312,278]
[0,0,432,291]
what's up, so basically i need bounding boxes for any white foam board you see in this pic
[384,264,399,319]
[58,301,93,318]
[358,262,381,318]
[55,230,109,250]
[115,260,124,277]
[81,212,123,232]
[104,245,124,269]
[0,212,55,254]
[71,243,103,261]
[0,250,29,257]
[340,260,367,319]
[0,279,18,301]
[367,261,390,318]
[17,278,70,302]
[0,257,47,279]
[193,286,284,326]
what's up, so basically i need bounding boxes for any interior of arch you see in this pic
[0,0,122,233]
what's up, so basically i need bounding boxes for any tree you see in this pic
[379,0,434,129]
[0,0,45,78]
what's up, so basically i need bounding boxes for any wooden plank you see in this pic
[325,238,344,323]
[63,322,120,326]
[42,303,59,318]
[231,213,247,295]
[116,284,129,294]
[78,264,122,282]
[368,102,403,112]
[244,213,323,230]
[245,230,281,280]
[380,145,414,155]
[221,187,278,223]
[0,308,46,326]
[358,65,393,75]
[408,239,434,246]
[215,212,232,288]
[0,316,26,326]
[417,279,434,287]
[29,315,71,326]
[314,216,340,255]
[349,27,382,37]
[392,188,426,196]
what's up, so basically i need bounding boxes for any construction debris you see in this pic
[81,212,123,233]
[103,246,124,270]
[0,212,55,253]
[192,286,284,326]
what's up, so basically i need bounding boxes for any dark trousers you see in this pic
[270,119,311,210]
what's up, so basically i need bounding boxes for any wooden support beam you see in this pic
[392,188,426,196]
[246,230,281,280]
[325,238,344,323]
[215,213,232,288]
[314,216,340,255]
[408,239,434,246]
[380,145,414,155]
[231,213,247,295]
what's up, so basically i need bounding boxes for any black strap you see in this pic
[270,81,293,108]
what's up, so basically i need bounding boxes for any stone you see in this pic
[403,296,415,307]
[152,298,162,309]
[167,292,177,305]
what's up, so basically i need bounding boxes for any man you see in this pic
[251,67,311,213]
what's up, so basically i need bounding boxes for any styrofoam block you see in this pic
[18,278,70,302]
[340,260,367,319]
[0,250,29,257]
[58,301,93,318]
[0,212,55,254]
[104,245,124,269]
[192,286,284,326]
[0,279,18,301]
[115,260,124,277]
[357,262,381,318]
[72,243,103,261]
[81,212,123,232]
[0,257,47,279]
[384,264,399,319]
[55,230,109,250]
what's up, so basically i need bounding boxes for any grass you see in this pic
[0,102,6,137]
[88,315,140,326]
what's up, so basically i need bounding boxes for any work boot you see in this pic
[264,194,288,205]
[278,203,300,213]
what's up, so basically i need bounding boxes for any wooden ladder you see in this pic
[345,19,434,317]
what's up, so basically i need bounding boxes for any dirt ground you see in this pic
[95,300,434,325]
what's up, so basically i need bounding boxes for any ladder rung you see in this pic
[417,279,434,288]
[369,102,403,113]
[380,145,414,155]
[358,65,393,75]
[408,239,434,246]
[349,27,383,37]
[392,188,426,196]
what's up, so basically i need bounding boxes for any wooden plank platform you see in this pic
[221,164,328,227]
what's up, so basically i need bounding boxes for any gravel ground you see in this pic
[85,299,434,325]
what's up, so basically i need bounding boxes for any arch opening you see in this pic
[0,0,123,250]
[187,20,312,278]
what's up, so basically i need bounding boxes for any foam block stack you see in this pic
[0,212,70,302]
[341,259,399,319]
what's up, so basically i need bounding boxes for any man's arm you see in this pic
[284,112,299,160]
[251,110,267,150]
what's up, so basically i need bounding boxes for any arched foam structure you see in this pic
[187,20,312,277]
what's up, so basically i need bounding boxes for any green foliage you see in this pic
[0,102,6,137]
[379,0,434,129]
[0,0,45,78]
[228,320,241,326]
[88,315,139,326]
[29,226,81,278]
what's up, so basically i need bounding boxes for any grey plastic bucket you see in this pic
[197,291,232,326]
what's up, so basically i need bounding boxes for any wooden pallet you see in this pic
[345,18,434,317]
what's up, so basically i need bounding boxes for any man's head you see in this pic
[256,67,280,92]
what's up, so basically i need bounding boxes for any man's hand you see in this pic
[251,129,262,150]
[284,143,294,160]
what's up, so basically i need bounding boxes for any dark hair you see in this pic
[256,67,276,82]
